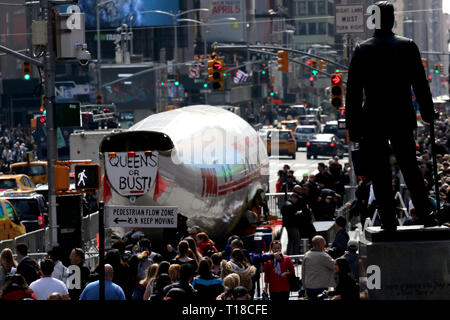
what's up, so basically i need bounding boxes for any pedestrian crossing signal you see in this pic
[74,164,101,190]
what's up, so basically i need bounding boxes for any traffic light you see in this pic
[438,64,444,73]
[55,165,70,191]
[40,95,46,115]
[208,56,225,90]
[305,59,312,73]
[330,73,344,109]
[309,76,315,86]
[434,64,440,74]
[174,73,179,86]
[421,58,427,71]
[22,61,31,80]
[277,50,289,72]
[96,93,103,104]
[319,59,326,73]
[311,58,318,72]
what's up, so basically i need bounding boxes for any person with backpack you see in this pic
[15,243,39,286]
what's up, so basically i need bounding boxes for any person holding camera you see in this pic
[263,240,295,301]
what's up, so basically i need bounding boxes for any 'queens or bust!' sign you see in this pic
[105,151,158,196]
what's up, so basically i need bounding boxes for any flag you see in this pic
[153,170,166,202]
[233,69,249,84]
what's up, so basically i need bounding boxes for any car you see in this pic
[280,120,299,133]
[0,198,26,240]
[298,114,321,132]
[306,133,345,160]
[266,129,297,159]
[0,191,48,233]
[0,174,36,192]
[290,105,307,116]
[294,125,318,149]
[10,161,48,185]
[323,120,339,135]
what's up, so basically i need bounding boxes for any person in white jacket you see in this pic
[48,245,69,283]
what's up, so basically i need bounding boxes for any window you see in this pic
[318,22,327,34]
[328,23,334,36]
[308,1,316,15]
[328,1,334,15]
[5,202,19,224]
[318,1,326,15]
[296,22,307,35]
[297,1,307,16]
[308,23,317,35]
[0,179,17,189]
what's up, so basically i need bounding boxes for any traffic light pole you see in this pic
[42,0,59,250]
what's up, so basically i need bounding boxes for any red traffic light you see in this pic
[39,117,46,123]
[309,76,314,82]
[306,60,311,66]
[332,75,342,85]
[213,63,222,70]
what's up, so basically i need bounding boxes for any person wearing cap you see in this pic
[326,216,350,259]
[281,193,302,255]
[341,240,359,283]
[300,173,309,186]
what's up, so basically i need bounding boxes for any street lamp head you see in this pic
[97,0,113,8]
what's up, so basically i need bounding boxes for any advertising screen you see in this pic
[76,0,179,29]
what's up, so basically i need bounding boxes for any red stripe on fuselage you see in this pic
[217,172,261,196]
[218,169,260,191]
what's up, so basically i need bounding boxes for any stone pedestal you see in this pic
[360,225,450,300]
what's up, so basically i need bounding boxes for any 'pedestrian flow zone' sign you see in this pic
[106,205,178,228]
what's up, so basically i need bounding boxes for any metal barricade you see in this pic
[81,211,99,245]
[265,192,293,218]
[0,239,14,252]
[14,228,48,253]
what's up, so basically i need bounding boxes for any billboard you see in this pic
[202,0,246,42]
[76,0,179,29]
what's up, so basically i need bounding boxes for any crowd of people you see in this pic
[0,124,38,172]
[0,217,361,302]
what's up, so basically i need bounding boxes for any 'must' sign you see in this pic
[105,151,158,196]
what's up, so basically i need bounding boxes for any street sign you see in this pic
[189,66,200,79]
[335,5,364,34]
[56,102,81,127]
[106,205,178,228]
[74,164,101,190]
[104,151,158,197]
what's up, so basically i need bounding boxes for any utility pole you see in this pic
[42,0,58,249]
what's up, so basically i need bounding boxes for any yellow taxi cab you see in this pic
[280,119,299,132]
[0,174,36,192]
[10,161,48,185]
[266,129,297,159]
[0,198,26,240]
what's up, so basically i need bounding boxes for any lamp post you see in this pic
[141,8,209,71]
[96,0,113,95]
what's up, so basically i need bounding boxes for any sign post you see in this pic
[98,201,105,301]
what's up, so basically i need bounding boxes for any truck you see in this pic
[69,129,123,170]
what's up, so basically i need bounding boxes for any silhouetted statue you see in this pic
[345,1,436,232]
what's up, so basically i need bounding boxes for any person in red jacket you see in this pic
[0,274,37,300]
[196,232,218,257]
[263,240,295,301]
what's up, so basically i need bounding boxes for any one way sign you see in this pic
[106,205,178,228]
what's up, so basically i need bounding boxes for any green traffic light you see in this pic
[262,70,266,75]
[312,70,318,76]
[223,73,227,77]
[24,74,31,80]
[160,82,164,86]
[435,69,439,74]
[174,81,180,86]
[335,69,340,72]
[203,83,208,88]
[270,92,274,96]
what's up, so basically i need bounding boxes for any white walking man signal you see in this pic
[77,169,87,187]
